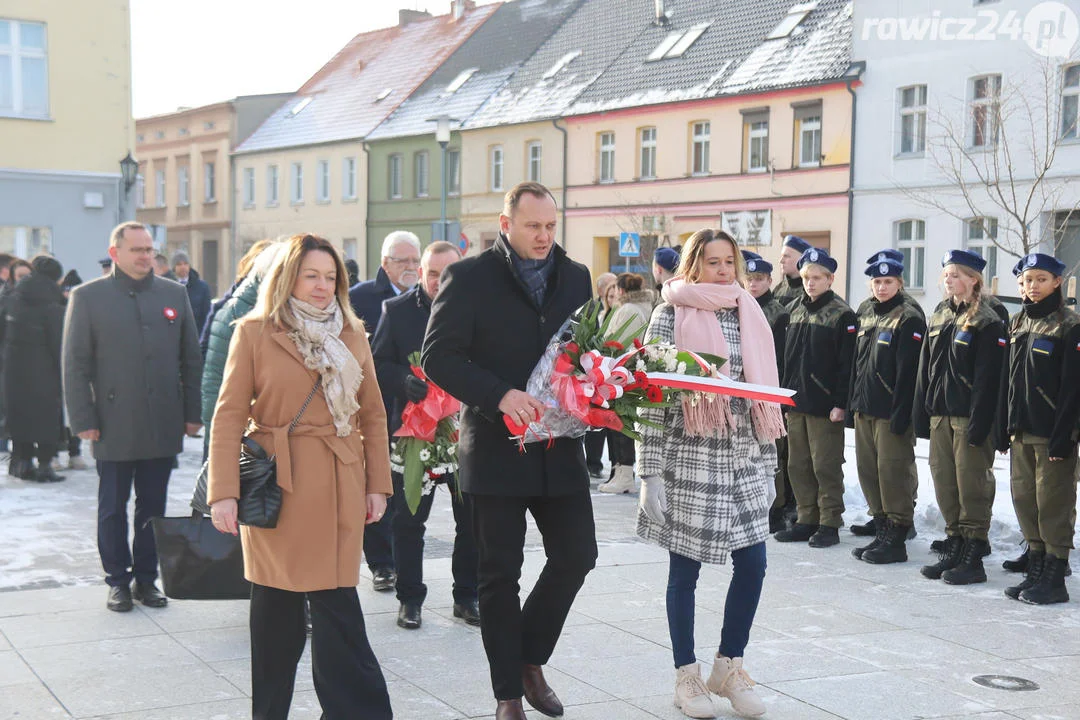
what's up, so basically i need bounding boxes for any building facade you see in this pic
[0,0,133,281]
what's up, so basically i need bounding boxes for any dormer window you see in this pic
[542,51,581,80]
[444,68,479,96]
[375,88,393,103]
[767,2,817,40]
[288,97,313,116]
[647,23,710,61]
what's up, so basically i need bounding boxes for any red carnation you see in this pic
[603,340,625,351]
[633,338,643,349]
[633,371,648,384]
[646,386,663,403]
[564,341,580,355]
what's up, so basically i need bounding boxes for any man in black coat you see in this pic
[171,251,212,336]
[371,241,479,632]
[422,182,596,720]
[349,230,422,592]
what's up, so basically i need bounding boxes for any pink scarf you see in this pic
[661,278,786,441]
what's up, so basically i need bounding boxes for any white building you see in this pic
[850,0,1080,308]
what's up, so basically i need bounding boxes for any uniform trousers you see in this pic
[469,491,597,700]
[1010,432,1079,560]
[771,436,794,510]
[928,416,996,540]
[854,413,918,524]
[96,457,172,587]
[786,412,847,527]
[250,583,391,720]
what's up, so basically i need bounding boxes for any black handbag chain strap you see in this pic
[289,376,322,435]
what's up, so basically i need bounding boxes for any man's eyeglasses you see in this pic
[387,256,421,267]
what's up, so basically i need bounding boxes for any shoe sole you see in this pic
[1019,593,1070,605]
[396,620,421,629]
[863,553,908,565]
[672,698,715,719]
[942,575,987,585]
[452,609,481,626]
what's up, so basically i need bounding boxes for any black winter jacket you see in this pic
[183,268,213,337]
[755,290,789,379]
[372,286,432,436]
[4,273,65,442]
[782,290,857,417]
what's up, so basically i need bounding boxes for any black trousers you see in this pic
[607,429,636,466]
[96,457,173,587]
[469,491,597,700]
[391,472,478,605]
[584,430,606,474]
[12,440,58,466]
[250,584,391,720]
[364,509,395,571]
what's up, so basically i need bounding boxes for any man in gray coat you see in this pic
[63,221,203,612]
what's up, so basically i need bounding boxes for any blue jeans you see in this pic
[667,542,767,667]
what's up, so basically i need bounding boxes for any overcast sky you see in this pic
[131,0,499,118]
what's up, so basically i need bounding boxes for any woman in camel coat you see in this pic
[208,233,393,720]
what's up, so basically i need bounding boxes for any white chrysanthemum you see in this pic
[447,445,456,456]
[677,361,687,374]
[419,448,431,462]
[664,357,678,372]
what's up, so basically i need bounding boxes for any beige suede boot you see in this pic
[598,465,636,494]
[673,663,716,718]
[706,654,765,717]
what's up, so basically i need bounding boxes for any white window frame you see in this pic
[744,114,769,173]
[177,166,190,207]
[316,159,330,203]
[342,157,357,200]
[965,217,999,279]
[290,162,304,204]
[898,85,928,155]
[203,162,216,202]
[970,74,1002,148]
[267,165,279,206]
[599,132,615,183]
[639,127,657,180]
[415,151,430,198]
[242,167,256,207]
[527,141,542,183]
[389,154,403,199]
[894,219,926,290]
[1061,64,1080,141]
[447,149,461,196]
[135,174,145,209]
[490,146,503,192]
[796,109,822,168]
[691,121,710,176]
[0,19,48,119]
[155,170,166,207]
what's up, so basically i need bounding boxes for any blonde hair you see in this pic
[676,228,746,285]
[252,234,361,332]
[943,264,984,326]
[235,239,273,283]
[799,263,834,279]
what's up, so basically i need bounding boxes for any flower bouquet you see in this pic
[390,352,461,514]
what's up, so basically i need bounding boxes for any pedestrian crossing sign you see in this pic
[619,232,640,257]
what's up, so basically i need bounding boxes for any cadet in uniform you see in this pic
[914,250,1006,585]
[773,235,812,308]
[775,247,857,548]
[1000,253,1080,604]
[743,251,794,531]
[849,258,926,564]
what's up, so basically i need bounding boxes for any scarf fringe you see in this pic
[681,393,735,438]
[751,401,786,442]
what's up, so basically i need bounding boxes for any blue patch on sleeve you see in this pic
[954,330,973,346]
[876,331,893,345]
[1031,337,1055,356]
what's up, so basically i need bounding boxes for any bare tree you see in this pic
[606,193,675,274]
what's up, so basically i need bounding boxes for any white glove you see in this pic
[639,475,668,524]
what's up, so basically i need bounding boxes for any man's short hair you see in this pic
[422,241,461,263]
[381,231,421,259]
[110,221,147,248]
[154,254,168,265]
[503,181,557,217]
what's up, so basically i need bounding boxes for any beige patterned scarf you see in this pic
[286,297,363,437]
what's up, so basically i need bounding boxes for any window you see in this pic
[415,151,429,198]
[0,20,48,118]
[154,130,165,140]
[639,127,657,180]
[898,85,928,154]
[267,165,279,205]
[136,133,144,143]
[448,149,461,195]
[203,162,215,202]
[691,121,710,175]
[795,104,822,167]
[894,220,926,289]
[290,162,303,204]
[767,3,814,40]
[598,132,615,183]
[490,146,503,192]
[155,170,166,207]
[288,97,312,116]
[542,51,581,80]
[243,167,255,206]
[343,157,357,200]
[203,121,215,131]
[388,154,403,199]
[443,67,478,95]
[375,88,393,103]
[743,113,769,172]
[970,74,1001,147]
[527,141,542,183]
[1062,64,1080,140]
[965,217,999,279]
[135,174,145,209]
[178,127,189,137]
[343,238,357,261]
[646,23,709,61]
[0,225,51,257]
[317,160,330,203]
[177,166,189,206]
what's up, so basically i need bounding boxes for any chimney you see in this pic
[451,0,475,21]
[399,9,432,27]
[655,0,669,25]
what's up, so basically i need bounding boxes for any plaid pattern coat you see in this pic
[635,304,776,564]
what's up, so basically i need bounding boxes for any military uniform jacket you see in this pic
[782,290,857,418]
[849,294,926,434]
[1002,288,1080,458]
[755,290,789,379]
[62,268,202,461]
[772,274,804,309]
[913,296,1006,445]
[855,290,926,321]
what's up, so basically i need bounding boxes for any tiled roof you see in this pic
[233,4,499,155]
[368,0,584,141]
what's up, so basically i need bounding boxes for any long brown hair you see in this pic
[235,238,273,283]
[945,264,984,327]
[252,233,360,332]
[676,228,746,285]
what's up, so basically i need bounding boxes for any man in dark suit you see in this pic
[423,182,597,720]
[371,241,478,632]
[63,222,203,612]
[171,251,212,336]
[349,230,422,592]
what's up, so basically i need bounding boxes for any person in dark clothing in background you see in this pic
[0,253,19,455]
[172,250,212,337]
[153,254,177,281]
[345,258,360,288]
[772,235,812,308]
[59,269,88,470]
[199,239,274,357]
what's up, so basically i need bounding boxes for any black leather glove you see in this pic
[404,375,429,403]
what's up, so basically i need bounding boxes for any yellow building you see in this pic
[0,0,133,279]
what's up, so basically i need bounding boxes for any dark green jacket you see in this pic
[782,290,857,417]
[772,274,804,309]
[755,289,789,379]
[200,272,261,426]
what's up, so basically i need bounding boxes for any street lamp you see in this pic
[428,115,458,242]
[120,152,139,193]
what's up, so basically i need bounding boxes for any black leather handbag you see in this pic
[152,510,251,600]
[238,376,321,529]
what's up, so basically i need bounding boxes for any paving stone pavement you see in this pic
[0,435,1077,719]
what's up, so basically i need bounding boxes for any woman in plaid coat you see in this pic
[637,229,784,719]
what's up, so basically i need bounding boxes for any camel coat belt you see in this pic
[248,420,359,494]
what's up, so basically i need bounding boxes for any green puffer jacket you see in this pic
[200,273,261,426]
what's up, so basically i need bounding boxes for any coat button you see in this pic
[540,316,545,324]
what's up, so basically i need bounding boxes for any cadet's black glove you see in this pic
[404,375,429,403]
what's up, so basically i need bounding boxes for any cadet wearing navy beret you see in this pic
[774,236,812,308]
[796,247,839,274]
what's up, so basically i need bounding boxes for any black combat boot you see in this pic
[850,517,878,537]
[808,525,840,548]
[863,521,910,564]
[1019,554,1070,605]
[774,523,816,542]
[921,535,964,579]
[942,538,989,585]
[852,516,887,560]
[1005,549,1045,600]
[769,506,788,534]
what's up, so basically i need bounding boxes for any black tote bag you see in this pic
[151,511,250,600]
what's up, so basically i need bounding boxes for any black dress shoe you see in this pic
[453,600,481,626]
[34,466,65,483]
[133,582,168,608]
[496,699,527,720]
[107,585,133,612]
[522,664,563,717]
[372,568,396,592]
[397,602,422,629]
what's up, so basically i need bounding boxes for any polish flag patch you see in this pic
[846,325,857,333]
[997,338,1007,347]
[1075,341,1080,351]
[912,331,923,342]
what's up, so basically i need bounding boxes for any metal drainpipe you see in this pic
[552,118,568,248]
[844,62,865,300]
[361,141,371,277]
